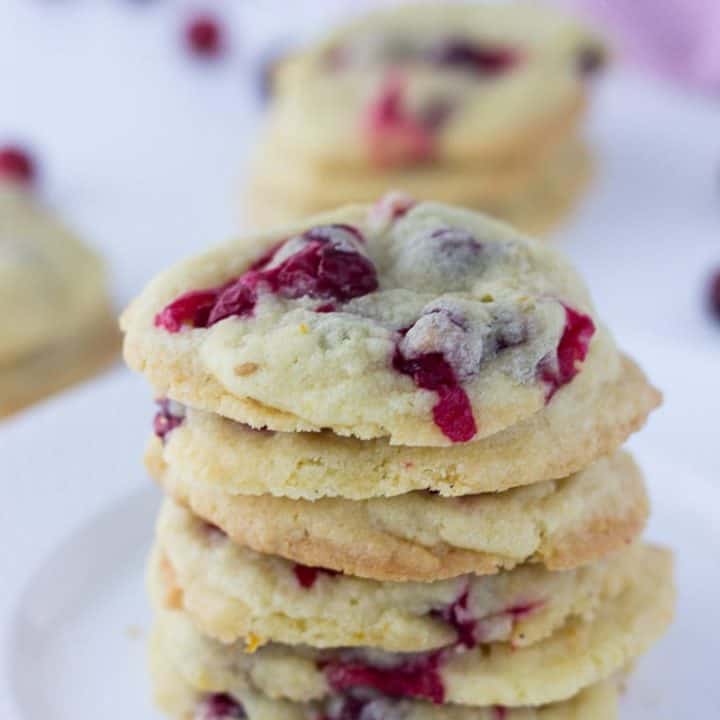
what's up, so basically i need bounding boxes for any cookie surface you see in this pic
[0,186,111,366]
[155,354,658,499]
[150,545,672,708]
[123,200,615,446]
[268,3,605,168]
[150,630,619,720]
[154,500,653,653]
[149,448,648,582]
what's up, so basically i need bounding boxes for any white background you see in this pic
[0,1,718,718]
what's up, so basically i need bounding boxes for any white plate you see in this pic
[5,450,720,719]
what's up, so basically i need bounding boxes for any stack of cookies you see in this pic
[246,3,607,235]
[0,182,118,418]
[122,196,674,720]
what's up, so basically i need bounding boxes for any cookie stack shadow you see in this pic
[246,3,606,235]
[121,199,675,719]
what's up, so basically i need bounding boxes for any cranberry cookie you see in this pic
[154,500,651,653]
[150,633,620,720]
[267,4,605,169]
[123,199,619,446]
[0,185,118,417]
[150,545,672,708]
[149,446,648,582]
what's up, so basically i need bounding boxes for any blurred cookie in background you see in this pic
[245,2,606,233]
[0,152,119,418]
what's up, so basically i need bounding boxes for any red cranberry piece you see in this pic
[493,707,508,720]
[393,345,477,443]
[577,45,606,76]
[708,269,720,321]
[363,74,437,167]
[155,226,377,332]
[185,15,225,58]
[539,305,595,401]
[430,40,520,75]
[323,651,445,704]
[154,288,224,332]
[196,693,245,720]
[430,586,477,649]
[293,563,339,589]
[153,399,185,441]
[0,146,36,186]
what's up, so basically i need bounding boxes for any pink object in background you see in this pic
[565,0,720,93]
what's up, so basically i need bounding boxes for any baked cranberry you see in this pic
[430,587,477,649]
[185,15,225,58]
[195,693,245,719]
[323,651,445,704]
[430,39,520,75]
[293,563,340,589]
[153,399,185,441]
[577,45,606,76]
[708,269,720,321]
[363,74,437,167]
[0,146,36,186]
[493,708,508,720]
[155,226,378,332]
[393,331,477,443]
[539,304,595,401]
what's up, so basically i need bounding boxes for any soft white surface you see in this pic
[0,2,719,718]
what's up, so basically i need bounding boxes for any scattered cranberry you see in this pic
[195,693,245,720]
[393,336,477,443]
[185,14,225,58]
[0,146,36,186]
[153,399,185,441]
[709,269,720,321]
[293,563,339,589]
[363,74,437,167]
[539,304,595,401]
[323,651,445,704]
[430,40,520,75]
[493,707,509,720]
[577,45,606,76]
[155,225,378,332]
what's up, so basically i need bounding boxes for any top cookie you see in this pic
[0,185,109,366]
[269,3,605,168]
[123,197,614,446]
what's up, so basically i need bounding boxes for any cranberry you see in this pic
[155,226,378,332]
[363,74,437,167]
[430,40,520,75]
[708,269,720,321]
[0,146,36,186]
[393,341,477,443]
[493,708,508,720]
[577,45,606,76]
[293,563,339,589]
[195,693,245,719]
[323,651,445,704]
[185,15,225,58]
[539,305,595,401]
[153,399,185,441]
[430,586,477,649]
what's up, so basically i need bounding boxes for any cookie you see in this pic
[150,544,672,708]
[123,199,618,446]
[154,499,653,652]
[245,138,592,234]
[267,3,605,168]
[0,305,119,418]
[149,447,648,582]
[154,354,658,500]
[0,186,118,416]
[0,186,114,363]
[150,629,620,719]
